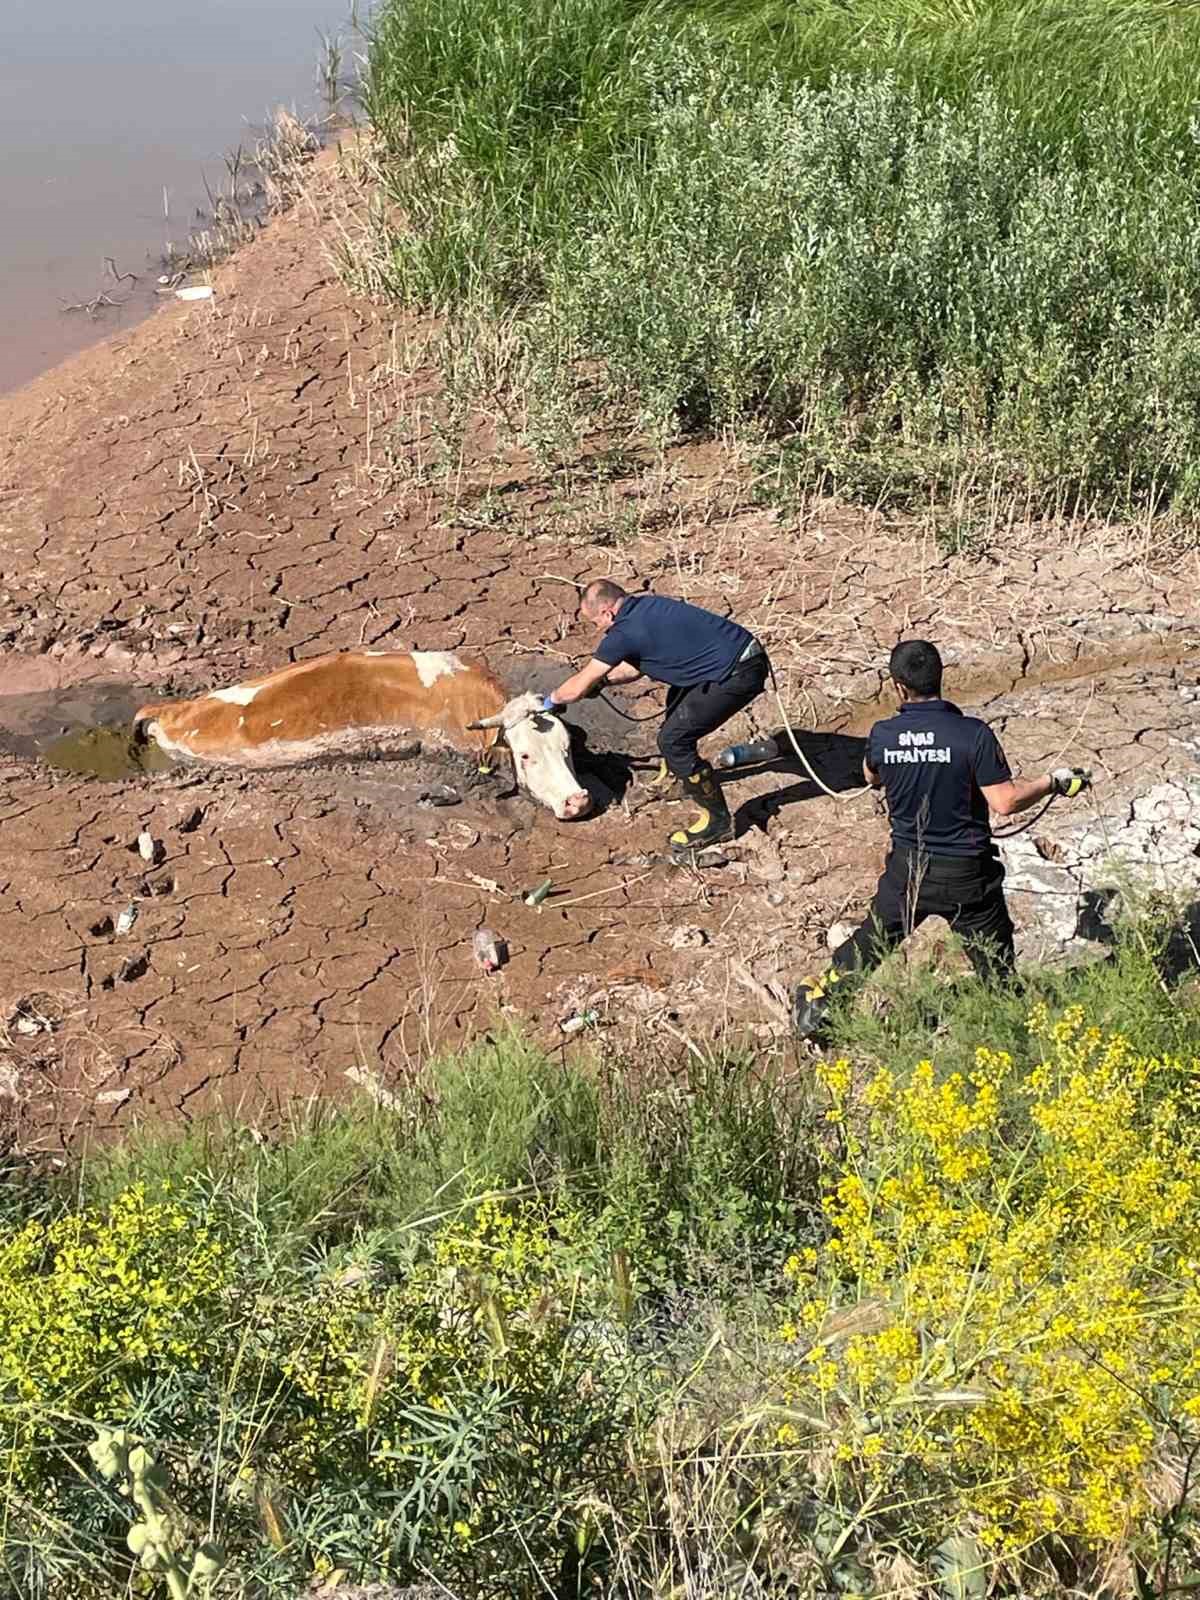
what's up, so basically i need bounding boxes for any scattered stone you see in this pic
[96,1087,132,1108]
[826,921,856,951]
[115,903,138,936]
[695,849,729,869]
[117,952,149,983]
[418,784,460,807]
[136,829,161,864]
[178,807,205,833]
[668,925,707,950]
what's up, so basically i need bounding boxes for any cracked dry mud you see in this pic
[2,148,1199,1147]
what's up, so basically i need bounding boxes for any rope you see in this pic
[989,793,1059,839]
[595,691,666,724]
[592,653,1085,831]
[766,657,872,803]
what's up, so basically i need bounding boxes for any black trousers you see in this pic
[657,652,769,778]
[831,846,1016,984]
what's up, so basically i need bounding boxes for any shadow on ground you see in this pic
[726,728,870,835]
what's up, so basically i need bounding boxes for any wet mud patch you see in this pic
[0,681,173,779]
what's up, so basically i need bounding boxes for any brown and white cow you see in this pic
[133,649,592,820]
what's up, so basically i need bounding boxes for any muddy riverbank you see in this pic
[2,146,1199,1147]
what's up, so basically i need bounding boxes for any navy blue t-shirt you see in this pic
[866,700,1012,858]
[593,594,752,688]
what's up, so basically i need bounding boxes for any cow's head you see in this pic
[473,692,591,820]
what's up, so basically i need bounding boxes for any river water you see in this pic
[0,0,345,394]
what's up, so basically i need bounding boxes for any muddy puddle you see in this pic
[0,0,344,393]
[0,681,172,778]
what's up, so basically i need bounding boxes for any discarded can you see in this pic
[115,903,138,936]
[715,737,779,770]
[561,1009,599,1035]
[524,878,554,908]
[473,927,508,974]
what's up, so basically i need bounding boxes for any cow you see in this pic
[132,648,592,820]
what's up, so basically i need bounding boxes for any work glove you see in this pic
[1050,766,1091,798]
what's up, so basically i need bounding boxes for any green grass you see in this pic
[4,921,1200,1595]
[356,0,1200,518]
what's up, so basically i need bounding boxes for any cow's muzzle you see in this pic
[558,789,592,821]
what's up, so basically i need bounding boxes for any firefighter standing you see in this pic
[792,639,1091,1038]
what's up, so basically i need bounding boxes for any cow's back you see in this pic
[134,649,507,765]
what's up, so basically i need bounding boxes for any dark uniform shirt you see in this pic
[592,594,752,688]
[866,699,1012,858]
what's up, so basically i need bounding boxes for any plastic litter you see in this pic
[560,1009,600,1035]
[115,903,138,936]
[715,737,779,770]
[524,878,554,908]
[473,928,508,974]
[175,285,214,302]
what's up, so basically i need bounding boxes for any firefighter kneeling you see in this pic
[792,639,1091,1041]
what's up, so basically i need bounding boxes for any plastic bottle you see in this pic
[715,736,779,770]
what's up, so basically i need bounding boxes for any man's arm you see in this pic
[545,657,617,708]
[863,728,882,789]
[984,767,1091,817]
[980,773,1053,818]
[604,662,643,686]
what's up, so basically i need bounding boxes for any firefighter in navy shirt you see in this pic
[542,579,768,851]
[792,639,1090,1039]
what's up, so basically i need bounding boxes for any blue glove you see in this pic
[541,694,559,713]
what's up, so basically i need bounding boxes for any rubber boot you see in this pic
[646,758,673,792]
[669,763,733,853]
[791,968,843,1042]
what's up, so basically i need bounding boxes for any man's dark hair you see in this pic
[889,639,943,697]
[582,579,627,608]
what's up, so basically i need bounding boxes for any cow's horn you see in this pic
[468,711,505,730]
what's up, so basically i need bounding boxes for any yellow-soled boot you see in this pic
[668,764,733,853]
[790,969,843,1041]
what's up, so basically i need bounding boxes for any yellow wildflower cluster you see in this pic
[0,1183,228,1486]
[779,1009,1200,1548]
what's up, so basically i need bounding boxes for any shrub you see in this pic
[770,1008,1200,1580]
[361,0,1200,516]
[0,1183,229,1491]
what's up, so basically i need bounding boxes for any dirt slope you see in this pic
[2,146,1198,1147]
